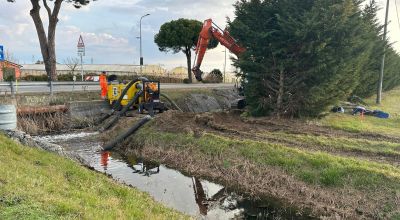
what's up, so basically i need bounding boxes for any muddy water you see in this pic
[36,132,315,220]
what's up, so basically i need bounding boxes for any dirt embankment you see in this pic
[101,111,400,219]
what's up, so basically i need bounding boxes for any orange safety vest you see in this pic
[99,74,108,97]
[99,74,107,87]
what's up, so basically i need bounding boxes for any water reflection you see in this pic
[106,154,313,220]
[100,151,110,169]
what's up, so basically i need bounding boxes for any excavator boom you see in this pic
[192,19,245,81]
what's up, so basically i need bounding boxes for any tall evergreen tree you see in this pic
[352,0,400,98]
[230,0,372,117]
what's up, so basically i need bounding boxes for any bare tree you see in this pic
[4,49,19,64]
[64,57,80,75]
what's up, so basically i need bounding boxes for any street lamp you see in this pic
[139,13,150,75]
[223,48,227,83]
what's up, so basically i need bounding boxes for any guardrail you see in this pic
[0,81,100,96]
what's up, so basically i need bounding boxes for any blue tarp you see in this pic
[352,106,390,119]
[373,110,390,119]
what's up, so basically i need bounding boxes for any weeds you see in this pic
[18,113,68,135]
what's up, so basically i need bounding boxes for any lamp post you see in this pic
[223,48,227,83]
[139,13,150,75]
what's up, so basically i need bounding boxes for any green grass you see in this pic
[320,88,400,136]
[135,127,400,190]
[162,88,213,101]
[0,134,188,220]
[259,131,400,157]
[320,114,400,136]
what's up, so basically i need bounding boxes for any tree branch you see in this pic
[42,0,51,18]
[52,0,63,19]
[47,0,62,40]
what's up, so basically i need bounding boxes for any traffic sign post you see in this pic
[77,35,85,82]
[0,45,4,61]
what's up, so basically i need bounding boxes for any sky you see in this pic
[0,0,400,72]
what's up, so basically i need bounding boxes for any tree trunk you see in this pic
[276,69,285,118]
[184,47,192,83]
[30,0,50,79]
[30,0,62,81]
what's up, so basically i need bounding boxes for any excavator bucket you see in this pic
[192,67,203,81]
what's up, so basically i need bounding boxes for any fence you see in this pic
[0,81,100,96]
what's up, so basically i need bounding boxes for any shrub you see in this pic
[58,73,74,81]
[203,69,223,83]
[21,75,48,81]
[2,68,16,81]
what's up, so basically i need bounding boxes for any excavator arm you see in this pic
[192,19,246,81]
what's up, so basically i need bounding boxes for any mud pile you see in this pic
[174,88,241,113]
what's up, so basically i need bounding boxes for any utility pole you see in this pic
[377,0,390,104]
[80,55,84,81]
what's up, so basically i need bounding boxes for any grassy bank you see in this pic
[0,134,188,220]
[123,123,400,218]
[320,88,400,136]
[258,131,400,158]
[136,129,400,188]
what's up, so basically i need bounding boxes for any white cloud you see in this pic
[14,23,30,35]
[54,25,136,64]
[1,0,400,67]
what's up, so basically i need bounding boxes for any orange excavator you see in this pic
[192,19,246,81]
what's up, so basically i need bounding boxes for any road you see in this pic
[0,82,235,95]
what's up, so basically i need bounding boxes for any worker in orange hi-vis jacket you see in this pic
[99,71,108,99]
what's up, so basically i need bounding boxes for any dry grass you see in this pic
[18,113,69,135]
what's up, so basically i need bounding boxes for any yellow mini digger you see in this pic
[106,77,166,116]
[97,77,173,133]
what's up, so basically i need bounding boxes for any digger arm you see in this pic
[192,19,246,81]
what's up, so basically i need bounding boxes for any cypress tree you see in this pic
[230,0,372,117]
[352,0,400,98]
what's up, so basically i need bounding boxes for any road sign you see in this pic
[77,35,85,48]
[77,35,85,56]
[0,45,4,61]
[77,35,85,82]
